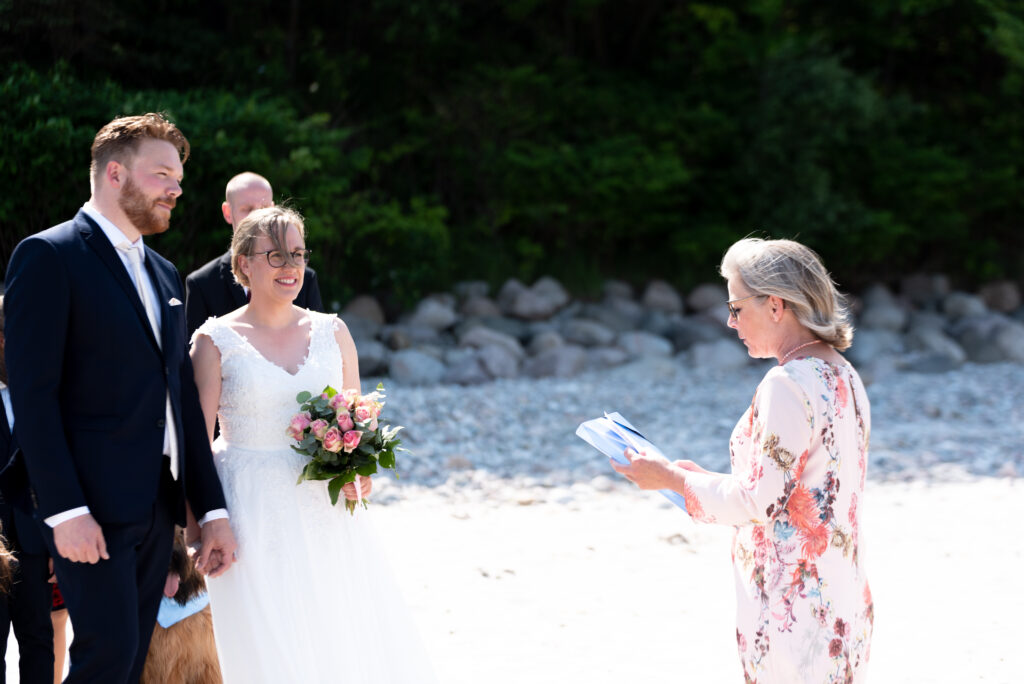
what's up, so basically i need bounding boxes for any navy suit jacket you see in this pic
[3,210,227,526]
[0,394,45,555]
[185,250,323,339]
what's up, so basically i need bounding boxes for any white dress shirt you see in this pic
[0,383,14,432]
[45,204,227,527]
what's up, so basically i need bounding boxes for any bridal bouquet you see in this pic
[287,383,403,512]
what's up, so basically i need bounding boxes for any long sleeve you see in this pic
[185,273,212,340]
[4,237,88,517]
[683,370,814,527]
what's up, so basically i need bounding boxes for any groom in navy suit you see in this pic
[3,113,237,683]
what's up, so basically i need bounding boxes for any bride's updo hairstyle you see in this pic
[231,206,306,288]
[719,237,854,351]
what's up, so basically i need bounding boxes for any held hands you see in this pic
[53,514,110,564]
[341,476,373,502]
[196,518,238,578]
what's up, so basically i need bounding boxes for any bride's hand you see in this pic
[341,477,372,501]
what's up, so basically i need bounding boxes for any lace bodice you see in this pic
[192,312,344,451]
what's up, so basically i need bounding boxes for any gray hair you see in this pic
[719,238,854,351]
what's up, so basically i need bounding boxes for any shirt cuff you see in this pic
[45,507,91,528]
[198,508,229,526]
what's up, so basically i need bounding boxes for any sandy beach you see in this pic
[5,477,1022,683]
[6,357,1023,683]
[371,477,1023,684]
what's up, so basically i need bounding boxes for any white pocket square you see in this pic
[169,297,183,307]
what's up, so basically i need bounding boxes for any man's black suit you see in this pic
[3,209,229,683]
[0,393,53,684]
[185,250,323,337]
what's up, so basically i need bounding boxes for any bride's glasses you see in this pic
[252,249,313,268]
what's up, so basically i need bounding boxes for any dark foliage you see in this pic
[2,0,1022,304]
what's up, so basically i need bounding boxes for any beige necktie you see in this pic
[117,242,179,480]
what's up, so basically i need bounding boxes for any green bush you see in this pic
[3,0,1024,304]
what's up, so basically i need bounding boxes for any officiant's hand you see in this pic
[674,459,712,475]
[53,514,109,564]
[611,448,677,491]
[197,518,238,578]
[341,476,372,501]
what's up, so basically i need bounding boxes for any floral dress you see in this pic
[683,358,873,683]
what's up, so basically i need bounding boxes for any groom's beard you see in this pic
[119,175,175,236]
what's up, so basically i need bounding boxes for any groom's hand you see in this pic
[196,518,238,578]
[53,514,110,564]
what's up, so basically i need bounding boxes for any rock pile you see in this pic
[337,274,1024,385]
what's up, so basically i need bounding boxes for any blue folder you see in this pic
[576,412,689,513]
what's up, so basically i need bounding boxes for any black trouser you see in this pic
[0,549,55,684]
[43,473,174,684]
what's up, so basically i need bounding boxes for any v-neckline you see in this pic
[223,318,315,377]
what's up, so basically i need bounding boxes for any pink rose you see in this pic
[309,419,329,440]
[368,417,378,432]
[336,411,355,432]
[328,393,347,411]
[341,388,360,406]
[322,427,343,452]
[353,405,373,424]
[286,412,312,440]
[342,430,362,453]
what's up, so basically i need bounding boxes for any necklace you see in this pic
[780,339,821,365]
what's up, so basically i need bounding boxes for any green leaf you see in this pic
[296,391,312,404]
[355,462,379,477]
[327,477,345,505]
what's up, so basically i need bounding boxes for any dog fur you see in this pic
[141,528,222,684]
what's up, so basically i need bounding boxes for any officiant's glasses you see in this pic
[727,294,767,320]
[252,249,313,268]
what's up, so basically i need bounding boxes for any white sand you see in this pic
[373,478,1024,684]
[7,478,1022,683]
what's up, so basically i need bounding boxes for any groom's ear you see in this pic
[105,160,125,189]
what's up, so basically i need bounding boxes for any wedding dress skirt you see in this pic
[194,313,437,683]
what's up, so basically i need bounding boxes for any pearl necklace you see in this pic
[780,339,821,365]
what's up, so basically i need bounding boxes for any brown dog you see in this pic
[141,528,222,684]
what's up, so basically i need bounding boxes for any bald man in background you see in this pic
[184,172,323,337]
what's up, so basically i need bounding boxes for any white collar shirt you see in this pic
[81,202,163,331]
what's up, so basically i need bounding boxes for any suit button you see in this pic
[157,418,166,428]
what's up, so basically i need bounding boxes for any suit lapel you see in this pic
[219,252,248,309]
[78,212,163,354]
[143,253,177,354]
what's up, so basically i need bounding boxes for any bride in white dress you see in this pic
[189,206,437,683]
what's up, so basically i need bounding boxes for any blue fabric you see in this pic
[157,591,211,628]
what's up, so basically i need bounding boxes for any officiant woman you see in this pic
[612,237,874,683]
